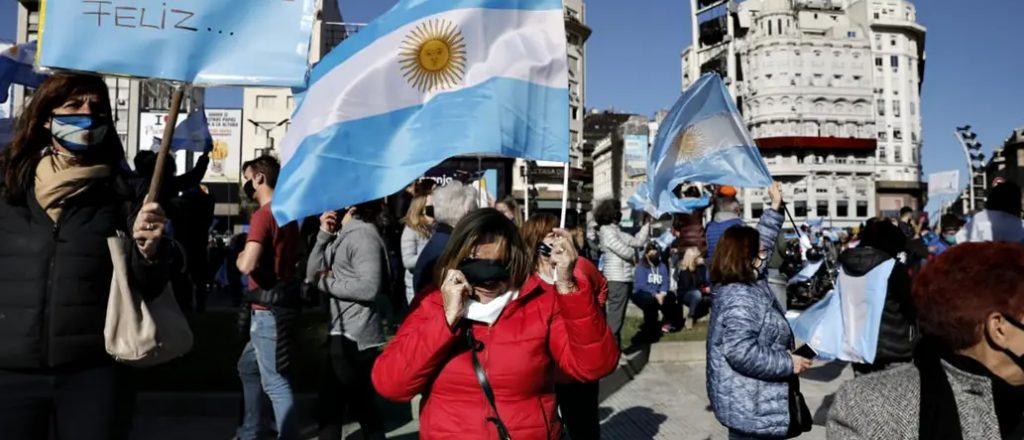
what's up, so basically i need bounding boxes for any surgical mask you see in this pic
[464,290,517,325]
[242,180,256,201]
[50,114,109,152]
[943,235,956,245]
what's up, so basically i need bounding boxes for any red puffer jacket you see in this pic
[372,273,619,440]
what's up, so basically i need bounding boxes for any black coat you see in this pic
[0,172,173,370]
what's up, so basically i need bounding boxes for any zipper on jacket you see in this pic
[42,222,59,365]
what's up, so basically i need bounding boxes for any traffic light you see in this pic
[956,126,985,171]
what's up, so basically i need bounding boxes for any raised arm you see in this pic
[318,231,384,302]
[372,293,460,401]
[548,278,620,382]
[718,290,793,381]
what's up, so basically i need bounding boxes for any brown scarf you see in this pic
[34,152,111,221]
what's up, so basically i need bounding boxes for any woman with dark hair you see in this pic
[828,242,1024,439]
[593,198,650,346]
[0,74,173,439]
[632,241,681,339]
[372,208,619,440]
[307,199,391,440]
[522,212,608,439]
[707,182,813,440]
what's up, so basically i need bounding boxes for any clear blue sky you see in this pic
[2,0,1022,206]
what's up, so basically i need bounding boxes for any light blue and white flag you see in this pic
[628,182,711,217]
[153,109,214,154]
[0,41,48,103]
[789,259,895,363]
[273,0,569,224]
[633,73,772,217]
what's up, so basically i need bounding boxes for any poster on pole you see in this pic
[37,0,316,86]
[140,108,243,183]
[624,134,647,181]
[928,170,960,197]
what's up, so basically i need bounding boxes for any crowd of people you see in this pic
[0,73,1022,440]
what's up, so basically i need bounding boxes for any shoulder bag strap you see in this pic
[466,327,513,440]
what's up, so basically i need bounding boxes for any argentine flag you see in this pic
[629,73,771,216]
[273,0,570,224]
[0,41,49,103]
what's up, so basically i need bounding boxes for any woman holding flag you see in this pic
[0,74,174,440]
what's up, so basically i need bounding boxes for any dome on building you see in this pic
[761,0,793,13]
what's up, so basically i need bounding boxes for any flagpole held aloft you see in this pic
[559,162,570,229]
[147,87,186,203]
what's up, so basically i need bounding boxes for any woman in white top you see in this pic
[400,192,434,302]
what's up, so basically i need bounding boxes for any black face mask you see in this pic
[537,242,552,258]
[1002,314,1024,373]
[424,205,435,218]
[458,258,510,288]
[242,180,256,201]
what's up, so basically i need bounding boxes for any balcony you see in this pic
[564,11,592,42]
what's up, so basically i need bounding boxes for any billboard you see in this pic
[624,134,647,181]
[139,109,243,183]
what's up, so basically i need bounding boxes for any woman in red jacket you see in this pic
[372,208,619,440]
[522,213,610,440]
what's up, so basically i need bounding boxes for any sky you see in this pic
[2,0,1022,209]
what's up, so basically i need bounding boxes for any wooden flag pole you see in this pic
[146,87,186,203]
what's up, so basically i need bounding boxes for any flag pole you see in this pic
[147,85,186,203]
[559,162,570,229]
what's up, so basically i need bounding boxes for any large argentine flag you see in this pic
[272,0,569,224]
[629,73,771,216]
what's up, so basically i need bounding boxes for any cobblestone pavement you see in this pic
[599,361,853,440]
[132,360,852,440]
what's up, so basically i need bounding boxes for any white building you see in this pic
[242,0,351,162]
[511,0,592,225]
[683,0,926,226]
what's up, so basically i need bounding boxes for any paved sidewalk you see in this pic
[132,360,852,440]
[599,361,853,440]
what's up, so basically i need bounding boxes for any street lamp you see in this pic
[955,125,985,212]
[248,119,289,156]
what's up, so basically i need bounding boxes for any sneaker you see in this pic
[662,324,673,333]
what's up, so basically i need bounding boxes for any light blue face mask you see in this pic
[50,114,109,152]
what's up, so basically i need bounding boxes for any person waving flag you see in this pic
[272,0,570,224]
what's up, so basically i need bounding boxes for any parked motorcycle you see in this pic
[786,245,837,310]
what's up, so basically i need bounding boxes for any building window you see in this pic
[857,201,868,217]
[752,203,764,219]
[878,131,887,141]
[817,200,829,217]
[570,105,580,121]
[890,56,899,68]
[895,147,903,163]
[891,37,897,46]
[256,95,277,108]
[847,31,857,38]
[912,132,918,142]
[568,55,579,73]
[879,146,887,162]
[570,130,579,146]
[875,57,883,67]
[893,101,901,117]
[794,201,808,217]
[567,33,581,45]
[837,201,849,217]
[286,96,294,109]
[874,12,880,19]
[877,99,885,116]
[816,188,828,194]
[894,129,903,140]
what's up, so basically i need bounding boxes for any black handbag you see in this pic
[467,328,514,440]
[786,375,813,438]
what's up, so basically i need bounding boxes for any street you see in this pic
[131,360,853,440]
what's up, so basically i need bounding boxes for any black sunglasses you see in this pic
[1005,314,1024,331]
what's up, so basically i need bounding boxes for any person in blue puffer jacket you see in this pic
[706,182,814,440]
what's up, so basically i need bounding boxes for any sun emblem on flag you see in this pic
[672,126,707,164]
[399,19,467,93]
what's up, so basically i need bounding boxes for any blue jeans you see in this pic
[237,310,297,440]
[680,290,703,319]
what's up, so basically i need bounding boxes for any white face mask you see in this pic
[464,290,518,325]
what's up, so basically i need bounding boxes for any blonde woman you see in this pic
[676,247,710,329]
[400,193,434,303]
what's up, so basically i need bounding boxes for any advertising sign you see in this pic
[37,0,315,86]
[624,134,647,180]
[140,108,242,183]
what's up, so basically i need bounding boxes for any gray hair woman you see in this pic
[410,181,479,297]
[827,241,1024,439]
